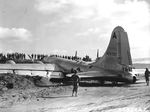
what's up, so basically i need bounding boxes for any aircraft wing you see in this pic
[0,64,61,72]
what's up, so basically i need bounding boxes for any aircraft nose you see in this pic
[43,56,56,63]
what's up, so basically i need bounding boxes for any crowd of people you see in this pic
[0,53,26,63]
[29,54,48,60]
[0,52,92,63]
[49,54,92,62]
[50,54,82,61]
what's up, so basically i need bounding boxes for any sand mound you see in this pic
[0,73,43,90]
[0,73,60,92]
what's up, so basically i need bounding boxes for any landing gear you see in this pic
[46,71,49,78]
[12,70,15,74]
[133,77,136,83]
[112,81,118,86]
[99,80,105,85]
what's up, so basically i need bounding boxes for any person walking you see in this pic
[71,70,80,97]
[145,68,150,86]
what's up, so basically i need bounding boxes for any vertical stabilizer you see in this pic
[92,26,132,70]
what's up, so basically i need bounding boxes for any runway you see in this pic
[1,77,150,112]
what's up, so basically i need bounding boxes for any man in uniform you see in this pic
[71,70,80,97]
[145,68,150,86]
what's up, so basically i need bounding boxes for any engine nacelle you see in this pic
[50,72,64,79]
[49,72,65,82]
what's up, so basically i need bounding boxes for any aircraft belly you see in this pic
[76,71,133,82]
[77,71,117,77]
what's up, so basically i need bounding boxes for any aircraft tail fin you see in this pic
[92,26,132,70]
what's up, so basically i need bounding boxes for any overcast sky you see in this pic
[0,0,150,60]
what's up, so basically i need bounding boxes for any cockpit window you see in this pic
[122,66,132,72]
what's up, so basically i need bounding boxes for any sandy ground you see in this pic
[0,77,150,112]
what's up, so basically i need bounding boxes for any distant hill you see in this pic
[133,63,150,69]
[132,57,150,69]
[133,58,150,64]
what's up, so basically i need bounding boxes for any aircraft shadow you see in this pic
[134,81,145,84]
[40,95,72,99]
[79,82,131,87]
[35,83,68,87]
[35,82,135,87]
[127,82,147,87]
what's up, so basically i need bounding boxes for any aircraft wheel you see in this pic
[133,76,136,83]
[100,80,105,85]
[112,81,118,86]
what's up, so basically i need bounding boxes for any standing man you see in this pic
[145,68,150,86]
[71,70,80,97]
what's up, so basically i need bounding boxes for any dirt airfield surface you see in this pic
[0,74,150,112]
